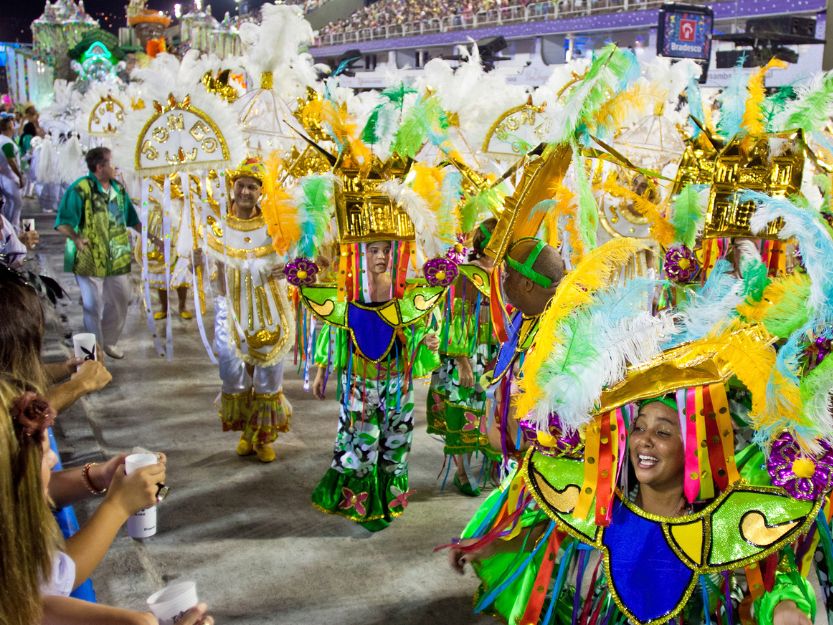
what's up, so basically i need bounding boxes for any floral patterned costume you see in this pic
[426,267,499,461]
[311,321,438,531]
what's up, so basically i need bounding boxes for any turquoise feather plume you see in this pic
[297,175,333,258]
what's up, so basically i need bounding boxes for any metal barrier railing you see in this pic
[314,0,699,47]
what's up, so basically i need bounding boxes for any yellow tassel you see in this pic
[574,418,601,520]
[516,238,650,418]
[601,175,675,248]
[695,386,714,499]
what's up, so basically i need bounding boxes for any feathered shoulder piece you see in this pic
[516,238,653,425]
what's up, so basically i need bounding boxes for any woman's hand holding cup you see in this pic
[71,359,112,393]
[104,459,166,520]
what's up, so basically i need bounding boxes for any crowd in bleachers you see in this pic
[316,0,650,43]
[283,0,329,13]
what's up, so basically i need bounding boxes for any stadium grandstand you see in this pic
[304,0,827,90]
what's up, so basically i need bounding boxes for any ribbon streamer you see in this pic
[187,172,216,364]
[140,178,165,357]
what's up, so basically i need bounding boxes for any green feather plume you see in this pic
[572,147,598,249]
[761,275,812,338]
[297,175,333,258]
[392,95,448,159]
[361,83,416,145]
[670,183,706,248]
[798,348,833,443]
[762,86,795,132]
[775,71,833,133]
[459,186,505,234]
[741,258,770,303]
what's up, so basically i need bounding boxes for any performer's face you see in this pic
[233,176,262,211]
[366,241,392,275]
[629,401,685,493]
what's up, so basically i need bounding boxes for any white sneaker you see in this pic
[104,344,125,359]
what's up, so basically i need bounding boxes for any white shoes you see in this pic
[103,344,125,359]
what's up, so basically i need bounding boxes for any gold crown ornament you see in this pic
[227,157,266,185]
[484,143,573,264]
[705,131,805,239]
[333,151,415,243]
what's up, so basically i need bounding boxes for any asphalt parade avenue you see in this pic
[28,199,495,625]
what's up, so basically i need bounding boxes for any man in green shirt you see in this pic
[55,147,143,359]
[0,117,24,230]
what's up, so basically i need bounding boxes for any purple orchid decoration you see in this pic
[768,431,833,500]
[664,245,700,284]
[423,257,458,287]
[284,257,319,287]
[519,413,583,457]
[445,237,469,265]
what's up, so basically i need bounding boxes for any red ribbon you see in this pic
[595,411,615,526]
[519,530,565,625]
[703,385,729,492]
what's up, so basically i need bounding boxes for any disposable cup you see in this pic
[72,333,97,363]
[147,580,198,625]
[22,218,35,231]
[125,453,159,539]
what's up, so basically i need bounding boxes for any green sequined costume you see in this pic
[458,449,822,625]
[427,269,500,460]
[311,323,439,531]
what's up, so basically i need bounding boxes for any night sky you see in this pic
[1,0,265,43]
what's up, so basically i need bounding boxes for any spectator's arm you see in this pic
[41,596,156,625]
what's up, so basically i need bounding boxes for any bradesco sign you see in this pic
[657,3,714,62]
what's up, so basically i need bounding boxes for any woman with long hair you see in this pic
[0,377,60,625]
[0,262,111,410]
[0,376,215,625]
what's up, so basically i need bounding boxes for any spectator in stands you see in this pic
[316,0,618,42]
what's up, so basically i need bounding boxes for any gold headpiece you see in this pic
[596,324,774,414]
[333,152,415,243]
[201,70,238,104]
[484,143,573,264]
[704,131,805,239]
[227,157,266,185]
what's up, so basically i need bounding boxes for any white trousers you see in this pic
[0,175,22,230]
[213,296,284,394]
[75,274,132,347]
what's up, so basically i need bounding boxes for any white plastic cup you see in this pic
[72,333,97,363]
[125,453,158,539]
[147,580,198,625]
[21,218,35,232]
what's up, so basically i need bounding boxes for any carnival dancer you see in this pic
[310,240,440,531]
[450,389,824,625]
[444,218,833,624]
[137,175,193,321]
[484,237,564,456]
[427,218,500,496]
[195,158,295,463]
